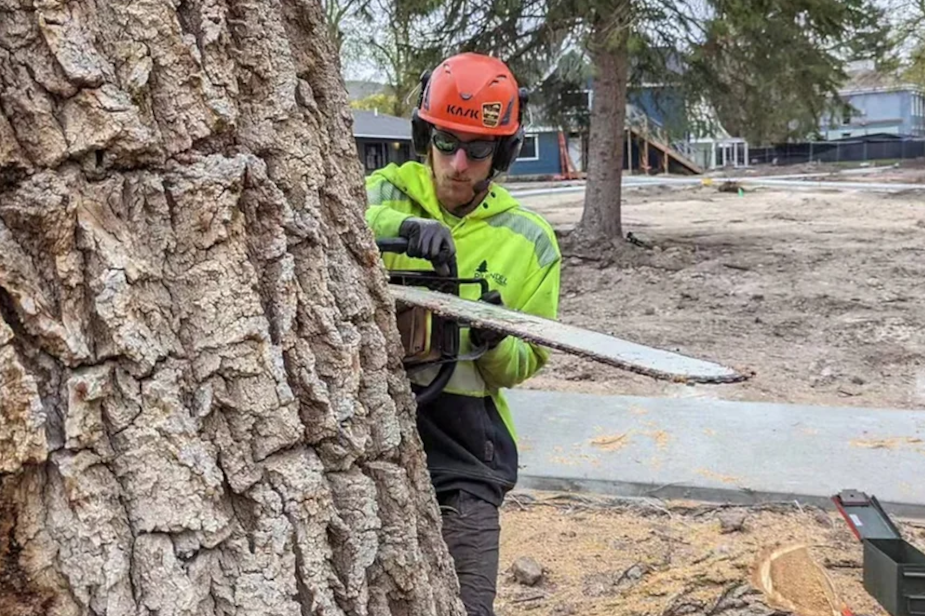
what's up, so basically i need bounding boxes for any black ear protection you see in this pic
[411,69,530,175]
[490,87,529,174]
[411,70,434,156]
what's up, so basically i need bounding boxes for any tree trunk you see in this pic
[573,15,630,248]
[0,1,464,615]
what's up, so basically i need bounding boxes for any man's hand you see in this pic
[470,290,507,350]
[398,218,456,275]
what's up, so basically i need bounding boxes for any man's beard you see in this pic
[437,173,481,211]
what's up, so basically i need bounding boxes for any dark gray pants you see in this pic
[438,490,501,616]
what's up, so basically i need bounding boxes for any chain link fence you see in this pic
[749,137,925,166]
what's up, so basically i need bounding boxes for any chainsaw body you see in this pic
[377,238,489,405]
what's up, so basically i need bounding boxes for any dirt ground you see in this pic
[517,168,925,410]
[496,491,925,616]
[492,165,925,616]
[708,160,925,183]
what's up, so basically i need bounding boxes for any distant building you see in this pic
[507,125,587,178]
[507,89,712,178]
[351,109,415,174]
[508,73,741,176]
[821,65,925,139]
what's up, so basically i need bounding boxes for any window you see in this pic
[517,135,539,161]
[559,90,592,128]
[363,143,386,172]
[560,90,592,112]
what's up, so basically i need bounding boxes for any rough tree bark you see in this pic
[573,12,630,248]
[0,0,465,614]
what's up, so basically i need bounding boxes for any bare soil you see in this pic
[518,176,925,409]
[494,170,925,616]
[496,491,925,616]
[709,159,925,182]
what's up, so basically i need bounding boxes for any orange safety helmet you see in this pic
[412,52,529,173]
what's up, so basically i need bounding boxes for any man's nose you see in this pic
[451,147,469,172]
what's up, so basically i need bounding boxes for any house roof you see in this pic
[838,70,924,96]
[351,110,412,141]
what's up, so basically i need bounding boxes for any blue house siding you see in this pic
[914,92,925,136]
[508,132,562,176]
[504,83,693,179]
[627,86,687,135]
[506,126,685,178]
[900,91,911,129]
[823,88,925,138]
[899,90,925,136]
[852,91,903,130]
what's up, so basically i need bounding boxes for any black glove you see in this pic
[398,217,456,275]
[470,290,507,350]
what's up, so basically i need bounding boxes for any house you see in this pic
[351,109,415,174]
[507,127,586,178]
[505,71,750,178]
[628,85,749,170]
[506,89,712,178]
[821,64,925,139]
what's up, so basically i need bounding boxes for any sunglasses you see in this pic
[432,130,497,160]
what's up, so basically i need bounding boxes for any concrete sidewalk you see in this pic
[507,389,925,518]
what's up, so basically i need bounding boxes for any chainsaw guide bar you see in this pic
[389,285,749,384]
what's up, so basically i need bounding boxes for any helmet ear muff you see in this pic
[412,108,432,156]
[490,87,530,173]
[491,127,524,174]
[412,71,433,156]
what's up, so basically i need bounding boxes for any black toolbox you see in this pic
[833,490,925,616]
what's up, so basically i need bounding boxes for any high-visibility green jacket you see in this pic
[365,161,561,505]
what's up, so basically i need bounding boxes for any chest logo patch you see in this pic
[475,260,508,287]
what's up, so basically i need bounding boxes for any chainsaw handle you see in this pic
[375,237,457,278]
[376,238,410,254]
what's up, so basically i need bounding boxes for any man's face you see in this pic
[430,126,496,212]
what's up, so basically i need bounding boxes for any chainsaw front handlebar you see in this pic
[375,237,458,278]
[376,237,411,254]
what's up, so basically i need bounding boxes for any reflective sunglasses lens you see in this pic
[467,141,495,160]
[432,131,458,153]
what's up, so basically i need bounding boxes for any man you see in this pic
[364,52,561,615]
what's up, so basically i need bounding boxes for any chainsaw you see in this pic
[376,238,749,403]
[376,237,492,405]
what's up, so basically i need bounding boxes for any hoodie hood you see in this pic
[370,162,520,222]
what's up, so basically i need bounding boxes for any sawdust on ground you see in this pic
[497,491,925,616]
[589,433,631,451]
[761,545,838,616]
[850,436,924,449]
[694,469,742,485]
[516,164,925,410]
